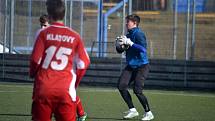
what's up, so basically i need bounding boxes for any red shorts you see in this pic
[32,98,76,121]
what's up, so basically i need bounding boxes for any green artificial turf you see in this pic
[0,82,215,121]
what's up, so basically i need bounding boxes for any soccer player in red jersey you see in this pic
[37,13,88,121]
[76,96,87,121]
[29,0,90,121]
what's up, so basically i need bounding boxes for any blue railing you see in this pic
[97,0,128,57]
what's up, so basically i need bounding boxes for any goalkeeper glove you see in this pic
[122,36,134,46]
[115,36,124,46]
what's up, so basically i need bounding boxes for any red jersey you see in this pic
[30,22,90,102]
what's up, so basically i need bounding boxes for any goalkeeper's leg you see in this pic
[118,66,139,119]
[133,64,154,121]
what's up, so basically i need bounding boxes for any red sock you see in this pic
[76,96,85,117]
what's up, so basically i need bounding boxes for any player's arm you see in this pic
[29,31,45,78]
[131,33,147,53]
[122,33,147,53]
[75,39,90,88]
[131,43,147,53]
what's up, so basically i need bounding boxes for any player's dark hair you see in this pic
[46,0,65,21]
[39,14,48,24]
[126,14,140,26]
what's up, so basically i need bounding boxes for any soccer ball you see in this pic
[115,43,129,53]
[115,36,129,53]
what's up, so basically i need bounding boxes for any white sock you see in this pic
[129,108,137,112]
[146,111,152,114]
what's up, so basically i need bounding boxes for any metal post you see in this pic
[128,0,132,15]
[185,0,190,60]
[120,0,127,72]
[69,0,73,28]
[102,16,105,57]
[3,0,8,53]
[122,0,126,35]
[9,0,15,53]
[97,0,103,57]
[27,0,32,51]
[191,0,196,60]
[184,0,191,88]
[3,0,9,79]
[173,0,178,59]
[64,0,67,25]
[80,0,84,38]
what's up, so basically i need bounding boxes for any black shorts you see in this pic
[118,64,150,93]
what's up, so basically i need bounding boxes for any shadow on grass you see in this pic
[0,114,140,121]
[88,116,139,121]
[0,113,31,117]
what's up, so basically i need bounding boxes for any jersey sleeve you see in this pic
[29,31,45,78]
[131,43,147,53]
[135,31,147,48]
[74,38,90,88]
[131,31,147,53]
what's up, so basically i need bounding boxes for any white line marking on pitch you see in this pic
[79,88,215,98]
[0,84,214,98]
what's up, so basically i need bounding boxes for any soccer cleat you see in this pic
[123,109,139,119]
[77,112,87,121]
[141,111,154,121]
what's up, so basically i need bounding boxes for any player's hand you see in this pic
[121,36,134,46]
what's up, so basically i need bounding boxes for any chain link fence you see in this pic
[0,0,99,54]
[0,0,215,61]
[103,0,215,61]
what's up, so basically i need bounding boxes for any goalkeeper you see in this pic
[116,14,154,121]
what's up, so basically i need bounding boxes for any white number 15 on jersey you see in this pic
[42,45,72,70]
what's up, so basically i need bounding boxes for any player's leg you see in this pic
[118,66,139,119]
[133,64,154,121]
[118,66,134,109]
[31,100,52,121]
[76,96,87,121]
[55,101,76,121]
